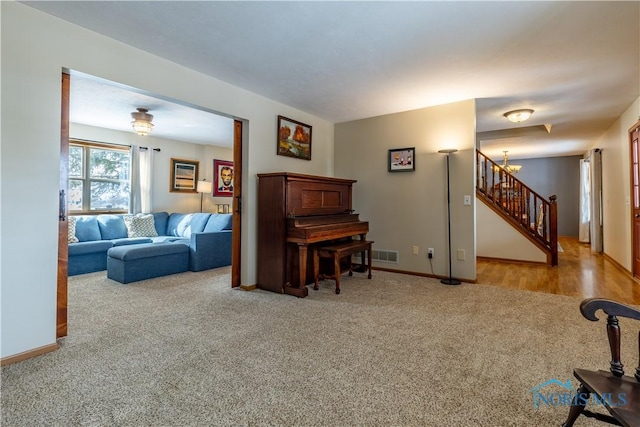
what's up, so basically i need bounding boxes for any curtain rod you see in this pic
[70,139,161,152]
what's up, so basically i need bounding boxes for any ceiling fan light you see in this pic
[504,109,534,123]
[131,108,154,136]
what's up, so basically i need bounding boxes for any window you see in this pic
[69,140,131,213]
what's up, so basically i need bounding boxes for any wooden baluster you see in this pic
[476,151,480,191]
[549,195,558,266]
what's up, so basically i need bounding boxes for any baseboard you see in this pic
[1,342,58,367]
[239,284,257,291]
[371,266,477,284]
[476,256,547,266]
[602,252,638,283]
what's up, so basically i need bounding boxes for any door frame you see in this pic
[57,72,245,336]
[630,120,640,279]
[231,119,242,287]
[57,71,70,338]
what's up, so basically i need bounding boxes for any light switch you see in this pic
[464,195,471,205]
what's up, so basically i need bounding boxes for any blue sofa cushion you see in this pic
[108,242,188,261]
[74,216,102,242]
[68,240,113,256]
[166,213,211,238]
[97,215,128,240]
[112,237,154,246]
[204,214,233,232]
[152,212,169,236]
[151,236,184,243]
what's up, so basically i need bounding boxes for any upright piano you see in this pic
[257,172,369,297]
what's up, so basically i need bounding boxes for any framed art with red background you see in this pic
[213,159,234,197]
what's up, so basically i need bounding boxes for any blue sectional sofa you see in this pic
[68,212,232,276]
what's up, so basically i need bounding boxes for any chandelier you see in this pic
[131,108,154,136]
[494,150,522,174]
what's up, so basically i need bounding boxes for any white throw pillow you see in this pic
[68,216,79,243]
[123,213,158,237]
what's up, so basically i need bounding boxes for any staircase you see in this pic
[476,149,558,266]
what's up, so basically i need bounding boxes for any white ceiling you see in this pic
[70,72,234,147]
[24,1,640,159]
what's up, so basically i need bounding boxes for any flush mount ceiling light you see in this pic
[503,109,534,123]
[131,108,154,136]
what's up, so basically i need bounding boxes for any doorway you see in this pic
[57,71,244,336]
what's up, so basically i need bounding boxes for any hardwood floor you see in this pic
[476,236,640,305]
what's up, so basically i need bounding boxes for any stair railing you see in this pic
[476,149,558,266]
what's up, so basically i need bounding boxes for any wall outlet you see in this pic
[427,248,434,258]
[412,245,419,255]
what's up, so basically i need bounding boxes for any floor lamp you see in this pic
[196,180,212,213]
[438,149,461,285]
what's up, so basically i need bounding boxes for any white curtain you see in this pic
[589,149,603,253]
[129,146,154,214]
[578,159,590,242]
[140,148,153,213]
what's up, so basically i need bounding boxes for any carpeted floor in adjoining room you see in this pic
[1,267,632,426]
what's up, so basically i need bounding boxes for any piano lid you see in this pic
[287,219,369,244]
[287,213,360,227]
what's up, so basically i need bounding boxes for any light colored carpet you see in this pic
[2,268,633,426]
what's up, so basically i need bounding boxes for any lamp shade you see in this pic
[131,108,154,136]
[197,180,213,193]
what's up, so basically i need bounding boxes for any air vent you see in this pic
[353,249,399,264]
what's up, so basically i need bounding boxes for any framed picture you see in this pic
[170,158,199,192]
[216,204,231,214]
[277,115,312,161]
[388,147,415,172]
[214,159,234,197]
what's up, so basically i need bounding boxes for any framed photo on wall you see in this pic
[388,147,415,172]
[277,115,312,160]
[170,158,199,192]
[214,159,234,197]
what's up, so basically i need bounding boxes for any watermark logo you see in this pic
[531,379,573,409]
[531,378,628,409]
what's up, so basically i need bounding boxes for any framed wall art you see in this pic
[170,158,199,192]
[277,115,312,161]
[388,147,415,172]
[213,159,234,197]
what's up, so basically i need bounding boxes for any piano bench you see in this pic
[313,240,373,294]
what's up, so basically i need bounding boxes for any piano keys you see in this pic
[257,172,369,297]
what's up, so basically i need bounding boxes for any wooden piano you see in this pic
[257,172,369,297]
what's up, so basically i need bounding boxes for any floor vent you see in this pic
[354,249,399,264]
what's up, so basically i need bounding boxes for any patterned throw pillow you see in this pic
[123,213,158,237]
[68,216,79,243]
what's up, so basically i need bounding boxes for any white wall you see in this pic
[70,123,234,213]
[335,100,477,281]
[476,201,547,263]
[589,96,640,271]
[1,3,334,359]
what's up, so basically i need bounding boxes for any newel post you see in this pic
[549,195,558,266]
